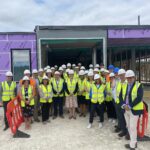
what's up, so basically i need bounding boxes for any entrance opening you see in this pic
[41,39,102,67]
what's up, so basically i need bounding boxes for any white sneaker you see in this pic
[108,119,112,123]
[112,120,116,124]
[87,124,92,129]
[99,123,103,128]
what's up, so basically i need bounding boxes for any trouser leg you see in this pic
[3,101,9,127]
[98,103,105,123]
[59,97,63,116]
[53,97,58,116]
[89,103,96,123]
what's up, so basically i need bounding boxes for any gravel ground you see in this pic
[0,100,150,150]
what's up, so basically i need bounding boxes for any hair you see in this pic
[22,80,30,85]
[41,79,49,85]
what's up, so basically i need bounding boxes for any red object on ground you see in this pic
[137,103,148,138]
[6,96,24,134]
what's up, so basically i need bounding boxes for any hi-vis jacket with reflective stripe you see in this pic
[78,78,86,96]
[20,85,34,107]
[2,81,16,102]
[85,80,94,100]
[105,82,113,102]
[120,81,144,115]
[91,83,106,104]
[39,84,53,103]
[65,78,77,96]
[51,78,64,97]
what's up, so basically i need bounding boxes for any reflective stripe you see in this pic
[65,79,77,96]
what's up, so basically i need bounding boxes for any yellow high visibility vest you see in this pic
[21,85,34,107]
[52,78,64,97]
[78,78,86,96]
[74,72,79,82]
[105,82,113,102]
[38,76,43,84]
[91,84,106,104]
[39,84,53,103]
[122,82,144,111]
[85,80,94,100]
[2,81,16,102]
[65,78,77,96]
[63,72,68,81]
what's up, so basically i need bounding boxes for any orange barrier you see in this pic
[6,96,24,135]
[137,103,148,138]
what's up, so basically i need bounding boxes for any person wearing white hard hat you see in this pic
[87,74,106,129]
[58,67,64,77]
[38,68,44,84]
[19,76,35,129]
[54,65,58,70]
[78,63,82,69]
[65,69,78,119]
[105,72,117,125]
[100,68,106,84]
[95,64,100,69]
[85,71,94,112]
[93,68,99,75]
[119,70,144,150]
[0,71,17,131]
[89,64,93,69]
[32,69,40,122]
[72,64,76,70]
[51,71,65,119]
[51,67,55,78]
[80,66,85,70]
[38,75,53,124]
[67,63,71,69]
[74,66,79,81]
[46,69,53,83]
[113,68,128,138]
[78,70,87,117]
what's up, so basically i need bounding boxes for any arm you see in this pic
[59,82,65,95]
[51,83,57,94]
[64,82,70,95]
[73,83,78,95]
[130,84,143,108]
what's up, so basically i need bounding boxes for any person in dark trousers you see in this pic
[0,71,17,131]
[39,75,53,124]
[51,71,65,119]
[87,74,106,129]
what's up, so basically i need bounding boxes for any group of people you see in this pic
[0,62,144,150]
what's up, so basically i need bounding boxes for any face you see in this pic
[94,71,98,75]
[110,77,114,82]
[24,80,29,86]
[33,73,38,78]
[119,74,125,81]
[109,69,113,73]
[47,72,51,78]
[88,76,93,81]
[55,74,60,80]
[7,76,12,81]
[95,79,101,84]
[25,73,30,78]
[43,79,48,85]
[69,74,74,79]
[127,77,135,84]
[38,71,43,76]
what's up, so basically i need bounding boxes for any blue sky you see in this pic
[0,0,149,31]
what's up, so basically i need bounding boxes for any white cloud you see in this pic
[0,0,150,31]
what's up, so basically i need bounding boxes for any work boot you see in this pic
[114,127,121,133]
[3,126,9,131]
[118,132,126,137]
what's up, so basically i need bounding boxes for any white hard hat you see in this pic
[42,75,49,80]
[59,67,63,71]
[78,63,82,66]
[72,64,76,67]
[23,76,29,81]
[67,63,71,67]
[89,64,93,68]
[62,64,66,69]
[32,69,38,74]
[44,67,47,71]
[88,71,94,76]
[54,65,58,68]
[125,70,135,78]
[51,67,55,70]
[89,68,93,72]
[94,74,100,80]
[118,69,126,75]
[94,68,99,72]
[109,73,115,77]
[54,71,60,75]
[95,64,100,68]
[75,66,79,69]
[66,69,70,73]
[69,69,74,75]
[104,69,109,73]
[80,66,85,70]
[79,70,85,76]
[85,70,89,74]
[100,68,105,72]
[46,65,50,69]
[6,71,13,76]
[46,69,52,73]
[38,68,43,72]
[24,69,30,75]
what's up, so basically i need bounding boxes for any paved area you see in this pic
[0,101,150,150]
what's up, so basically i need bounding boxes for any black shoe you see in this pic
[79,113,83,117]
[3,126,9,131]
[125,134,130,140]
[34,119,40,122]
[118,132,126,137]
[124,144,137,150]
[114,125,118,129]
[114,127,121,133]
